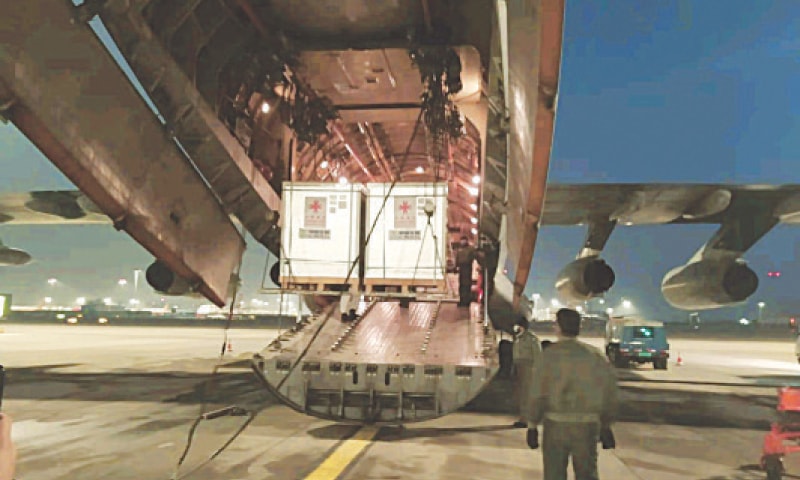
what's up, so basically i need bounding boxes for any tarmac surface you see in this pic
[2,323,800,479]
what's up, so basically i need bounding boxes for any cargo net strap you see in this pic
[340,109,448,292]
[411,207,451,294]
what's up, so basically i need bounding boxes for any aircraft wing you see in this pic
[541,183,800,226]
[0,190,110,225]
[541,183,800,257]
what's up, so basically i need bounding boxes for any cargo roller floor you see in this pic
[306,301,487,366]
[253,300,499,424]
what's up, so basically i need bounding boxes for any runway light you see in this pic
[118,279,127,286]
[44,297,52,304]
[739,317,750,326]
[472,175,481,184]
[47,278,57,286]
[415,166,424,174]
[319,160,329,169]
[260,102,271,114]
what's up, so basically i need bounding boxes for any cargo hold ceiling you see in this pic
[114,0,495,244]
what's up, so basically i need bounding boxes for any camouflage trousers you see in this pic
[512,363,534,421]
[542,419,600,480]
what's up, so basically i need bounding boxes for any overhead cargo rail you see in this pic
[97,0,283,253]
[0,0,244,305]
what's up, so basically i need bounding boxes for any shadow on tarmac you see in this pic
[3,363,275,409]
[4,362,795,432]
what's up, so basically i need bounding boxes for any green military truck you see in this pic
[605,317,669,369]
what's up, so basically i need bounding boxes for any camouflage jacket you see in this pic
[529,337,619,425]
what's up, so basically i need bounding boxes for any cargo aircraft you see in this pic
[1,1,797,424]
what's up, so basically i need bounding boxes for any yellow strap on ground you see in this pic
[304,426,380,480]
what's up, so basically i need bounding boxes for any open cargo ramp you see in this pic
[253,300,498,424]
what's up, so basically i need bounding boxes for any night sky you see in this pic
[1,1,799,321]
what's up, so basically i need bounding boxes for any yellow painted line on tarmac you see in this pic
[304,426,380,480]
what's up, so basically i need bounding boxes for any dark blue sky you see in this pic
[532,0,800,321]
[1,1,799,319]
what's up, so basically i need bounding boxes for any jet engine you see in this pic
[555,257,615,305]
[0,246,32,266]
[145,260,197,296]
[661,258,758,310]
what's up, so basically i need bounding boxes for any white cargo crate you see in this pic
[280,182,364,288]
[364,183,448,285]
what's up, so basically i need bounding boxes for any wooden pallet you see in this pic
[280,276,359,293]
[363,278,448,294]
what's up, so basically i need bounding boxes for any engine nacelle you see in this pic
[555,257,615,305]
[661,259,758,310]
[145,261,197,296]
[0,247,32,266]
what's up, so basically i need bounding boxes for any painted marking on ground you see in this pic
[304,426,380,480]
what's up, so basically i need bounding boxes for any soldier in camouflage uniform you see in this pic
[512,318,542,428]
[529,308,619,480]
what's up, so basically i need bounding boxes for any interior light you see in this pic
[470,227,478,235]
[320,160,329,169]
[261,102,271,114]
[470,204,478,211]
[339,176,349,185]
[415,166,424,174]
[467,187,478,196]
[472,175,481,184]
[470,217,478,224]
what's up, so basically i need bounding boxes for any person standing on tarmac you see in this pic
[455,236,477,307]
[512,319,542,428]
[528,308,619,480]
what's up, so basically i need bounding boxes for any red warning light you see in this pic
[767,271,782,278]
[768,272,773,277]
[776,271,782,277]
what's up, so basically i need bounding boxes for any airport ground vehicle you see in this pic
[761,387,800,479]
[605,317,670,369]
